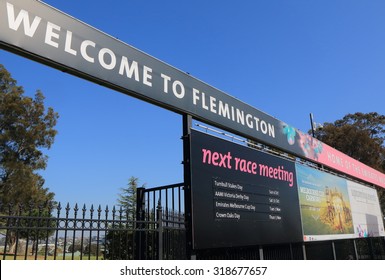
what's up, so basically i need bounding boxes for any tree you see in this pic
[314,112,385,171]
[116,176,146,214]
[104,177,146,260]
[0,64,59,254]
[0,64,59,206]
[313,112,385,214]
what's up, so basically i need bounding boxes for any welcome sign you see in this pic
[1,0,385,189]
[0,0,279,145]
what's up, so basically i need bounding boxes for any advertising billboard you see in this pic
[190,130,303,249]
[347,181,385,238]
[296,164,385,242]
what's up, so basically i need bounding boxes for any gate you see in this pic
[135,183,187,260]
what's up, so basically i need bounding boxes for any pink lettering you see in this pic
[202,149,212,164]
[212,152,220,166]
[201,149,232,169]
[234,157,257,174]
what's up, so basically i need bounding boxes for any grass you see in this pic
[1,254,101,260]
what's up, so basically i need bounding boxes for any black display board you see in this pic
[190,130,303,249]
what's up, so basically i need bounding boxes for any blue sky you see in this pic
[1,0,385,207]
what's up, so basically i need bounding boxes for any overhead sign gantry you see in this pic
[1,0,385,189]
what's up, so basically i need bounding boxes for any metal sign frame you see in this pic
[1,0,385,189]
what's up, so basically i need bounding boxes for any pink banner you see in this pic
[318,143,385,188]
[296,130,385,189]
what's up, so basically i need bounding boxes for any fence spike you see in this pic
[48,201,54,213]
[38,202,44,215]
[104,205,109,220]
[87,204,93,219]
[7,202,14,215]
[18,202,24,215]
[28,200,34,211]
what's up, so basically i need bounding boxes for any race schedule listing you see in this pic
[190,130,303,248]
[213,178,282,222]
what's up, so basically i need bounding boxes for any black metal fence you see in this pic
[1,180,384,260]
[0,185,186,260]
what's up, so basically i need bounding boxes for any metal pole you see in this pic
[182,114,193,259]
[353,239,359,260]
[310,113,315,137]
[331,241,337,260]
[302,243,307,260]
[259,245,264,260]
[135,187,145,259]
[157,201,163,260]
[289,243,294,260]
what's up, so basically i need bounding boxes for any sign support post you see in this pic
[182,114,193,259]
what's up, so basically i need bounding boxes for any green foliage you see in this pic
[0,64,58,252]
[14,202,56,238]
[116,176,146,214]
[0,64,58,206]
[104,177,147,259]
[104,225,135,260]
[0,201,56,254]
[314,112,385,170]
[313,112,385,214]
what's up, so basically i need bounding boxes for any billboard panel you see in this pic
[347,181,385,238]
[190,130,303,249]
[296,164,385,242]
[296,164,354,241]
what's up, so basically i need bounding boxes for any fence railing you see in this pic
[0,200,185,260]
[4,183,382,260]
